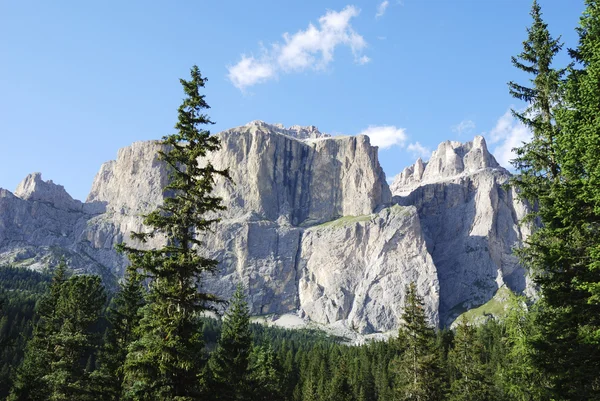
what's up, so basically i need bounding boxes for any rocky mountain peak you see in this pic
[0,126,530,334]
[390,135,501,195]
[232,120,331,140]
[14,172,83,212]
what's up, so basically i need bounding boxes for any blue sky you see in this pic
[0,1,584,201]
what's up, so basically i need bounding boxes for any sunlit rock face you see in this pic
[390,136,532,325]
[0,123,530,332]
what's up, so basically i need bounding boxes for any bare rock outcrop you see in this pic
[0,124,530,332]
[390,136,531,325]
[298,205,439,333]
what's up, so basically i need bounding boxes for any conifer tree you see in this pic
[327,357,354,401]
[91,265,145,400]
[44,275,106,401]
[8,261,69,401]
[9,264,106,401]
[392,282,445,401]
[120,66,229,400]
[447,318,493,401]
[208,284,253,400]
[516,1,600,397]
[248,344,285,400]
[509,0,565,188]
[499,297,546,400]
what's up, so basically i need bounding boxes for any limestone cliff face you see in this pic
[390,136,531,325]
[209,121,391,225]
[0,176,119,279]
[0,123,530,332]
[298,205,439,332]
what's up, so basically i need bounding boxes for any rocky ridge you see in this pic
[0,122,530,331]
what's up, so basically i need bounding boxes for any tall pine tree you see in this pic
[120,66,229,400]
[8,262,69,401]
[91,264,145,400]
[510,0,600,397]
[447,318,493,401]
[392,282,445,401]
[8,264,106,401]
[208,284,253,400]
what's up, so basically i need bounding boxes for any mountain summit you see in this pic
[0,123,530,331]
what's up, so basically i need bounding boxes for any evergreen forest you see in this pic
[1,1,600,399]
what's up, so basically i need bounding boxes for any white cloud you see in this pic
[357,55,371,64]
[452,119,476,135]
[487,109,532,169]
[227,56,275,90]
[228,6,368,90]
[407,142,431,159]
[376,1,390,18]
[359,125,407,149]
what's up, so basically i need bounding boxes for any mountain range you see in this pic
[0,120,532,333]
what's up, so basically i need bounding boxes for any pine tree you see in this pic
[248,344,285,401]
[91,265,145,400]
[8,265,106,401]
[327,357,354,401]
[508,1,600,398]
[509,0,565,187]
[120,66,229,400]
[44,275,106,401]
[8,261,69,401]
[518,1,600,398]
[391,282,445,401]
[498,297,547,400]
[208,284,253,400]
[447,318,493,401]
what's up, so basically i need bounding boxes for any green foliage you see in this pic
[91,266,145,400]
[0,266,51,399]
[120,66,230,401]
[498,298,547,400]
[509,0,600,398]
[391,282,446,400]
[8,262,106,401]
[207,285,253,400]
[447,318,494,401]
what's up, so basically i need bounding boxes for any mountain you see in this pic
[0,121,530,332]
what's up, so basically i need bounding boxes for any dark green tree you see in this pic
[509,0,565,186]
[44,275,106,401]
[391,282,445,401]
[91,265,145,400]
[8,265,106,401]
[498,297,546,400]
[120,66,230,400]
[8,261,69,401]
[248,344,285,401]
[510,1,600,398]
[208,284,253,400]
[447,318,493,401]
[327,357,354,401]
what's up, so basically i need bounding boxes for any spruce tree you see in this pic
[91,265,145,400]
[9,266,106,401]
[447,318,493,401]
[509,0,565,187]
[392,282,445,401]
[44,275,106,401]
[208,284,253,400]
[499,297,547,400]
[519,1,600,398]
[508,1,600,398]
[120,66,230,400]
[248,344,285,401]
[8,261,69,401]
